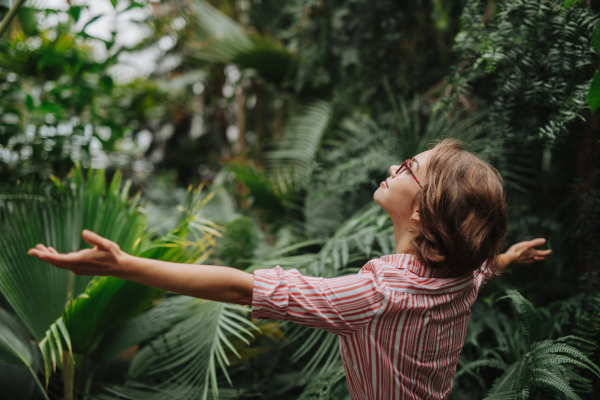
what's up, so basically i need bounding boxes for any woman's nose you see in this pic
[390,165,400,176]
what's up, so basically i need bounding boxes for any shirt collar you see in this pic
[379,253,457,278]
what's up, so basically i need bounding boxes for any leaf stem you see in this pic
[0,0,27,38]
[26,364,51,400]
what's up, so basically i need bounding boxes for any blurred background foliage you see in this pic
[1,0,600,399]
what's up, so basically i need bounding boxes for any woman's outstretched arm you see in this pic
[27,229,254,306]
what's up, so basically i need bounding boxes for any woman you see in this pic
[28,139,551,399]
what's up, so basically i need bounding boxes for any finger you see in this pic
[535,249,552,256]
[28,250,62,266]
[47,247,59,254]
[27,248,43,258]
[41,251,84,265]
[28,247,51,257]
[82,230,113,251]
[527,238,546,248]
[533,256,546,261]
[35,243,48,251]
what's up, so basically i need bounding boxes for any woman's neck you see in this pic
[392,218,415,255]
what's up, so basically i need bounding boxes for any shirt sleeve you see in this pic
[473,260,494,292]
[251,265,387,336]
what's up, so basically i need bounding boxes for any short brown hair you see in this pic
[411,139,507,277]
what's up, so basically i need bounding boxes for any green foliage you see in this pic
[449,0,598,143]
[189,0,295,85]
[295,365,349,400]
[120,302,259,400]
[0,165,146,343]
[588,22,600,113]
[0,163,262,399]
[214,216,259,270]
[2,0,600,398]
[0,5,192,184]
[280,0,464,106]
[453,291,600,400]
[266,100,333,187]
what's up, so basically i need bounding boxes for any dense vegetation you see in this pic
[1,0,600,399]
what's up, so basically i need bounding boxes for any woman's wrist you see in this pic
[497,253,514,273]
[113,252,138,280]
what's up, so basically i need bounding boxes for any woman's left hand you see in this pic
[27,229,127,277]
[504,238,552,269]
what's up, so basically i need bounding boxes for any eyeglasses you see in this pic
[395,159,422,189]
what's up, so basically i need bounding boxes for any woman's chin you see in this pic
[373,189,384,205]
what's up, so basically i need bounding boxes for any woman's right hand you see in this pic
[27,229,128,277]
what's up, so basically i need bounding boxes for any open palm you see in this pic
[27,229,124,277]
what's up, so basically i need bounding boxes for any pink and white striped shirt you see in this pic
[251,253,493,400]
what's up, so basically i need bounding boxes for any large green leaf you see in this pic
[0,309,48,399]
[37,182,221,384]
[588,69,600,114]
[0,365,36,400]
[0,308,36,367]
[0,164,147,342]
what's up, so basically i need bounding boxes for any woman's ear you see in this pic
[411,209,420,222]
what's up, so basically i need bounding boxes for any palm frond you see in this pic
[38,277,162,377]
[295,364,349,400]
[38,182,221,385]
[225,159,294,220]
[265,100,333,188]
[0,164,146,343]
[93,295,206,362]
[110,301,259,400]
[0,308,36,367]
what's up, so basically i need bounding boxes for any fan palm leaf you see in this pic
[0,165,145,343]
[1,163,228,397]
[36,182,222,385]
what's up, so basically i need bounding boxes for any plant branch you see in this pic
[0,0,27,39]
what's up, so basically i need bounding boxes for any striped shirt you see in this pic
[251,253,493,400]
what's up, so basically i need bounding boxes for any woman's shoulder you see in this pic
[360,255,475,295]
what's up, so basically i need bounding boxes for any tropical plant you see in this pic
[482,291,600,399]
[0,164,261,400]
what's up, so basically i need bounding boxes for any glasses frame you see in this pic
[395,159,423,189]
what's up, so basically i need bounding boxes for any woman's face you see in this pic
[374,149,432,221]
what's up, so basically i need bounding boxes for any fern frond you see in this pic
[496,290,542,344]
